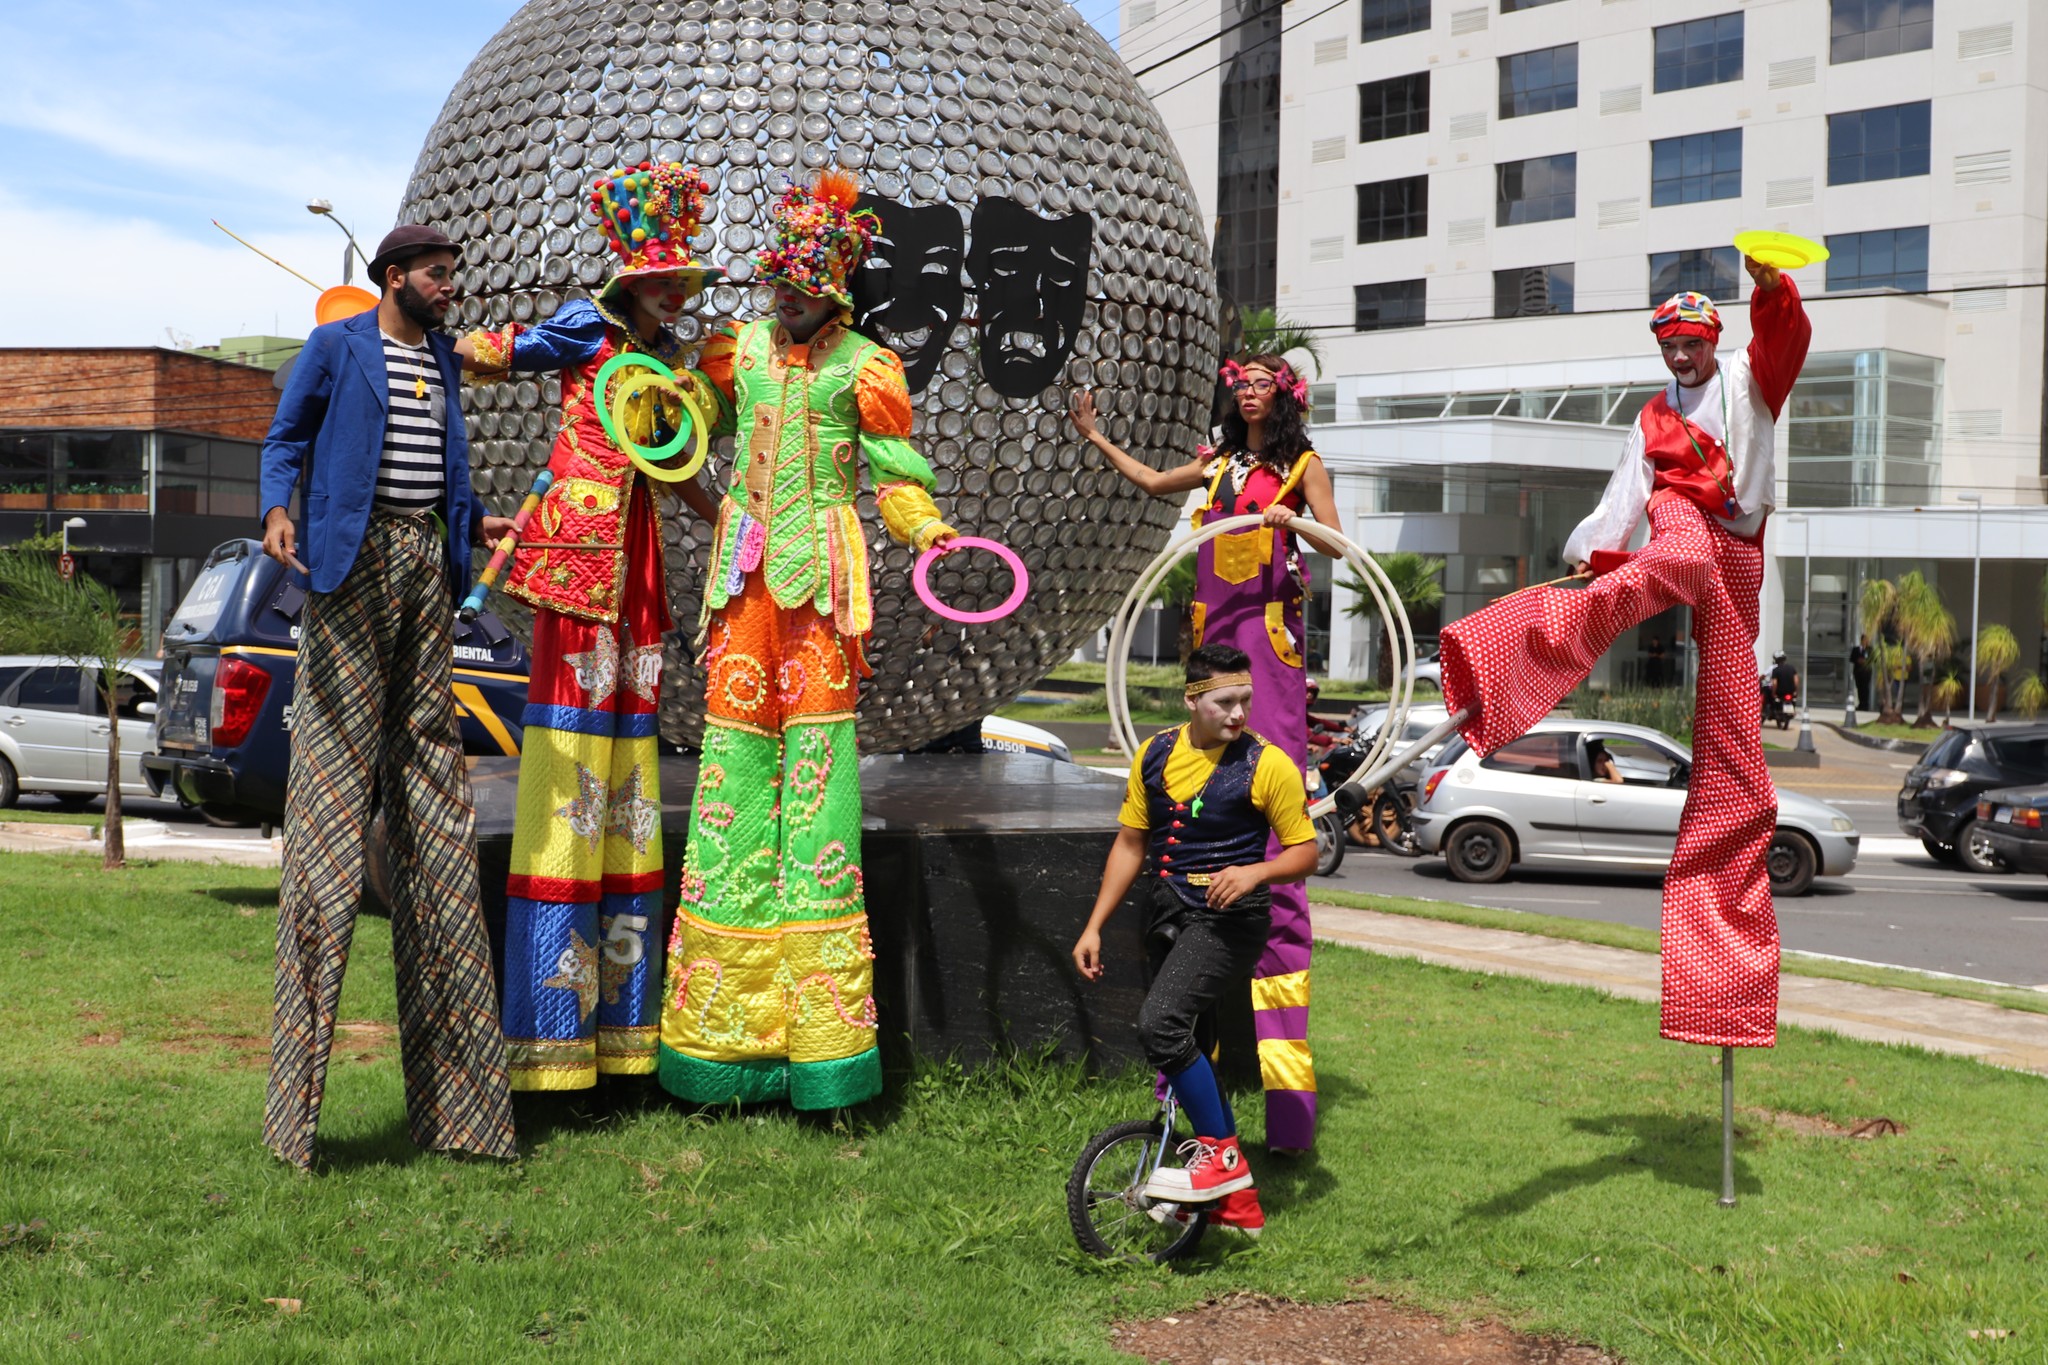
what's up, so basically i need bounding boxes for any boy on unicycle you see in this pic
[1071,644,1320,1238]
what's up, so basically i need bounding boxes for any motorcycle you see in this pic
[1310,727,1423,860]
[1760,674,1797,731]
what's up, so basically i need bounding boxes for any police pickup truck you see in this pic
[143,539,530,826]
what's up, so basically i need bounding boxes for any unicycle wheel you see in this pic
[1067,1118,1209,1263]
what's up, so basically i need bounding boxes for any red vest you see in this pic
[1639,390,1738,521]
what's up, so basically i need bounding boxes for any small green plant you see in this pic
[1567,686,1695,742]
[1976,623,2020,721]
[2013,673,2046,719]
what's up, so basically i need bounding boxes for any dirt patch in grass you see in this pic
[1115,1294,1617,1364]
[159,1032,270,1068]
[1751,1108,1905,1140]
[77,1031,122,1047]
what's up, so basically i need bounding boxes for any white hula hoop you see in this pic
[1105,513,1422,819]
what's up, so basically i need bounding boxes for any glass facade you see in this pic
[1650,129,1742,207]
[1358,71,1429,143]
[1354,279,1427,331]
[1825,226,1929,293]
[1493,264,1575,317]
[1496,153,1577,226]
[1653,14,1743,92]
[1360,0,1430,43]
[1356,174,1429,243]
[1831,0,1932,64]
[1647,246,1740,306]
[0,430,149,511]
[1828,101,1931,185]
[1213,0,1282,314]
[158,434,262,520]
[1498,43,1577,119]
[1784,350,1942,508]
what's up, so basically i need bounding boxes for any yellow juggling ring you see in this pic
[607,369,711,482]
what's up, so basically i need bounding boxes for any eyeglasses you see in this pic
[1230,378,1277,395]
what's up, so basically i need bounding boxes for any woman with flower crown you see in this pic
[454,160,726,1091]
[1072,355,1339,1162]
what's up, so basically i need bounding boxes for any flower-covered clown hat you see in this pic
[589,161,723,302]
[754,169,878,311]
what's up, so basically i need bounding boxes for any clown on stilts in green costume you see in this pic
[657,170,957,1108]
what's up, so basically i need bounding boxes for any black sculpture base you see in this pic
[469,752,1255,1085]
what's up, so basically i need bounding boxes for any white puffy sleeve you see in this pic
[1562,422,1651,567]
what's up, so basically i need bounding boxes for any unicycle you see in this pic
[1066,1089,1210,1263]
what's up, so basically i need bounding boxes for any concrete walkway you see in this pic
[0,818,282,868]
[1311,900,2048,1078]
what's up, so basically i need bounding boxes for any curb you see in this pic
[1823,721,1931,755]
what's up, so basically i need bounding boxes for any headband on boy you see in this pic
[1185,672,1254,696]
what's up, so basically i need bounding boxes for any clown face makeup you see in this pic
[850,195,965,395]
[966,197,1094,399]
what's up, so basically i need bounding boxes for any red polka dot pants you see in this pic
[1438,495,1779,1047]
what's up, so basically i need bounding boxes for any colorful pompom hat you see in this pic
[589,161,723,303]
[754,169,878,311]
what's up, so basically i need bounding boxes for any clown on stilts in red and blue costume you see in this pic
[455,161,727,1089]
[1437,255,1810,1048]
[1073,353,1341,1155]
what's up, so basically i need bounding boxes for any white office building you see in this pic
[1124,0,2046,707]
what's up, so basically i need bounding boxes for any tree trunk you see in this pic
[102,695,123,868]
[1911,660,1938,727]
[1176,605,1194,666]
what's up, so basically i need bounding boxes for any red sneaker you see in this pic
[1211,1185,1265,1238]
[1142,1134,1254,1204]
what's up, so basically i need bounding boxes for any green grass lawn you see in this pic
[1842,723,1941,745]
[0,808,108,828]
[4,853,2045,1362]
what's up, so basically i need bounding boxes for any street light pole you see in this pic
[60,516,86,557]
[1960,492,1982,721]
[307,199,371,285]
[1783,513,1814,752]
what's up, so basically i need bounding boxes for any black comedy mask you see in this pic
[965,197,1094,399]
[850,195,965,394]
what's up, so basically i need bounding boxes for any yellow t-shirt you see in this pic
[1117,727,1315,847]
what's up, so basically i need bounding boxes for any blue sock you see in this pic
[1165,1054,1234,1138]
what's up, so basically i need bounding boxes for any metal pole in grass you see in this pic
[1719,1046,1737,1208]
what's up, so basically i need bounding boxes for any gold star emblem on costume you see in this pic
[556,763,607,851]
[599,955,630,1007]
[542,929,599,1020]
[620,626,663,704]
[564,626,619,706]
[605,764,660,856]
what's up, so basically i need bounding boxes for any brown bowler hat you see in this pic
[367,224,461,288]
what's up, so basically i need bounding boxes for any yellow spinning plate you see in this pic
[1733,230,1829,270]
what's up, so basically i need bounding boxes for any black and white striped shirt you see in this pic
[376,333,446,510]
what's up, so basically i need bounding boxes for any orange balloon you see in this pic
[315,285,379,326]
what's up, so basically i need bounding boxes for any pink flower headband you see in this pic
[1221,358,1309,407]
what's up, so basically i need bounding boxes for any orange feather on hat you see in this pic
[813,168,861,213]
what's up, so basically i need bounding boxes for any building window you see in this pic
[1309,383,1337,426]
[1831,0,1932,63]
[1653,14,1743,93]
[1501,0,1567,10]
[1647,247,1740,306]
[1824,226,1929,293]
[1356,175,1429,244]
[1361,0,1429,43]
[1499,43,1577,119]
[1495,264,1575,317]
[1828,101,1931,185]
[1786,349,1941,507]
[1650,129,1742,207]
[1358,72,1429,143]
[0,430,150,512]
[1496,153,1576,226]
[157,434,261,519]
[1355,279,1427,331]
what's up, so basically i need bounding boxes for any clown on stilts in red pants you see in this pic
[1438,255,1809,1048]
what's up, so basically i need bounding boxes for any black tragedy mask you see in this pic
[849,194,964,394]
[965,198,1094,399]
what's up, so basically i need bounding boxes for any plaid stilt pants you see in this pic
[264,512,517,1169]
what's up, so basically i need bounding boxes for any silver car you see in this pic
[1409,718,1858,896]
[0,655,162,808]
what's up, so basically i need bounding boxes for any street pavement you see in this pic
[1318,720,2048,990]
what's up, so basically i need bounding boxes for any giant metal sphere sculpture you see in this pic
[399,0,1220,750]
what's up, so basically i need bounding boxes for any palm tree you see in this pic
[0,543,135,867]
[1343,551,1446,685]
[1894,571,1956,728]
[1859,578,1905,723]
[1976,623,2020,722]
[1237,306,1325,379]
[1929,671,1965,725]
[2013,673,2046,720]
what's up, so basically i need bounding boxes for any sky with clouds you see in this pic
[0,0,1120,349]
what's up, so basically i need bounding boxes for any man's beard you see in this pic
[395,280,446,332]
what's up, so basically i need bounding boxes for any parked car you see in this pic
[978,715,1073,762]
[1974,786,2048,876]
[1410,718,1858,896]
[143,539,530,826]
[0,656,162,807]
[1896,723,2048,873]
[1412,650,1443,688]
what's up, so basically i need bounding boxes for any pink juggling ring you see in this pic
[914,537,1029,624]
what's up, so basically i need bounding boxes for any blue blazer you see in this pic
[259,308,488,597]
